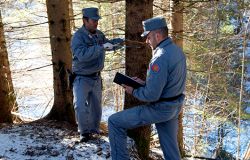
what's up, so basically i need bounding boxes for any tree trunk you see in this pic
[45,0,75,124]
[171,0,185,157]
[68,0,75,32]
[125,0,153,159]
[0,11,17,123]
[171,0,183,47]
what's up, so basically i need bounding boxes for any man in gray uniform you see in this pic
[71,7,123,142]
[108,17,186,160]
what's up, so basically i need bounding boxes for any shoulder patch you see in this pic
[151,64,160,73]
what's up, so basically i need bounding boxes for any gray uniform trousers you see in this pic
[108,101,182,160]
[73,75,102,134]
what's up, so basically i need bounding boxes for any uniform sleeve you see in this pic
[133,58,168,102]
[103,35,124,50]
[71,33,104,62]
[109,38,124,44]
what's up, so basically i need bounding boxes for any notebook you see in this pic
[113,72,144,89]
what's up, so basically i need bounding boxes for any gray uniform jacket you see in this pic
[133,37,186,106]
[71,25,108,75]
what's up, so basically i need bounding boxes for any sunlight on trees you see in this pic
[0,0,249,159]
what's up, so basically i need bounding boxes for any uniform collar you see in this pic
[81,25,98,38]
[155,37,172,49]
[153,37,172,55]
[82,25,90,34]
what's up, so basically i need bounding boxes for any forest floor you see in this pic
[0,120,164,160]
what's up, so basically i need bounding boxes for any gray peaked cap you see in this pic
[141,17,168,37]
[82,7,101,20]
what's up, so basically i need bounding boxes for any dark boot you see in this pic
[80,133,90,142]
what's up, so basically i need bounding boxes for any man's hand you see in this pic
[110,38,124,50]
[122,84,134,95]
[103,42,114,50]
[131,77,145,85]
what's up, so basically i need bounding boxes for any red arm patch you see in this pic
[151,64,160,73]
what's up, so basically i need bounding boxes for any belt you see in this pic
[76,72,100,77]
[151,94,184,104]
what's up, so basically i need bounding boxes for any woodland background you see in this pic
[0,0,250,159]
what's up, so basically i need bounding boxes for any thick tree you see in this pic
[0,10,17,123]
[171,0,185,157]
[125,0,153,159]
[45,0,75,124]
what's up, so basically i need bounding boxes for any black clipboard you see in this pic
[113,72,144,89]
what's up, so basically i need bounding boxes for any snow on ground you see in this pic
[0,120,112,160]
[0,105,165,160]
[0,120,165,160]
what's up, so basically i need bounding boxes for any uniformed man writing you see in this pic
[71,7,123,142]
[108,17,186,160]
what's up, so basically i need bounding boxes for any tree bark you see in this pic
[171,0,183,47]
[0,11,17,123]
[171,0,185,157]
[68,0,75,32]
[45,0,75,124]
[125,0,153,159]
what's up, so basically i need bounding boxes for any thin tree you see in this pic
[68,0,75,32]
[171,0,185,157]
[45,0,75,124]
[237,10,249,160]
[0,10,17,123]
[125,0,153,159]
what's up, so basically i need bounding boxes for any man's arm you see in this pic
[71,34,104,62]
[133,59,168,102]
[104,36,124,50]
[122,77,145,95]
